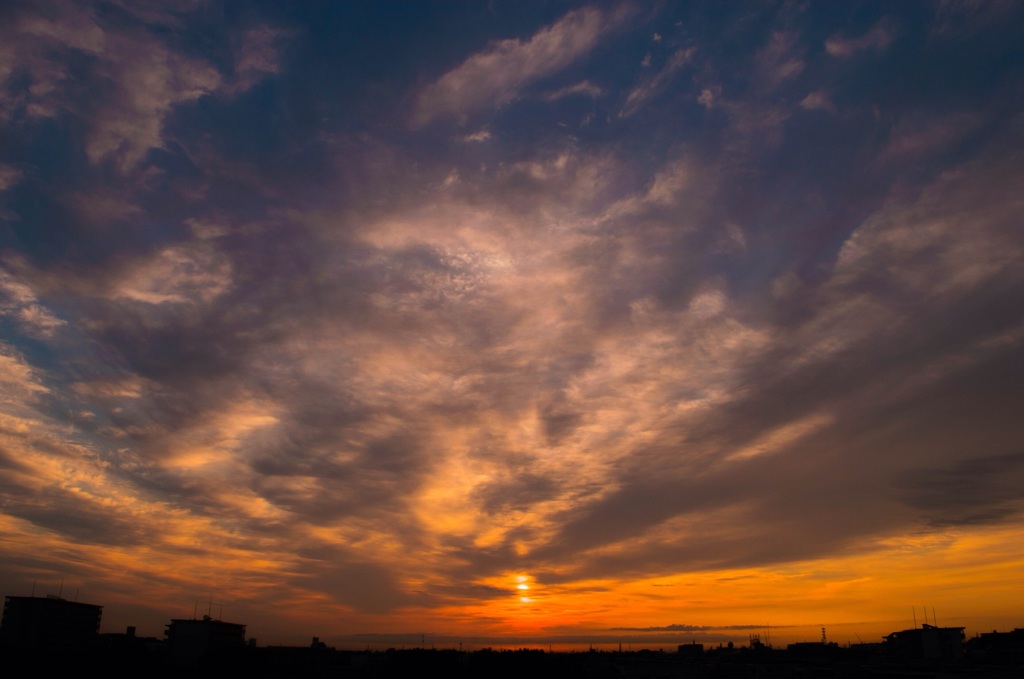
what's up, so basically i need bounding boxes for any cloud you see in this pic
[799,89,835,112]
[0,164,23,191]
[460,128,492,143]
[826,19,896,58]
[897,453,1024,527]
[755,31,804,90]
[0,343,48,401]
[510,129,1024,580]
[835,145,1022,296]
[225,24,289,95]
[2,2,286,173]
[1,0,1023,643]
[696,87,717,109]
[84,33,221,171]
[0,269,66,338]
[413,6,628,126]
[720,103,792,155]
[542,80,605,101]
[0,345,167,551]
[0,2,104,121]
[878,114,980,162]
[599,157,703,220]
[109,244,233,306]
[619,48,694,118]
[15,2,106,54]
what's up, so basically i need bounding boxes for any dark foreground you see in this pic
[3,640,1024,679]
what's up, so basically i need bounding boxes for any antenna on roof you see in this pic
[933,607,938,626]
[58,578,64,598]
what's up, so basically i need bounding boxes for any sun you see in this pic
[515,574,533,603]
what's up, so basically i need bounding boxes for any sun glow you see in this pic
[514,575,536,606]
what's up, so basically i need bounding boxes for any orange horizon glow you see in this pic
[7,513,1018,646]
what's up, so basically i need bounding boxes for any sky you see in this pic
[1,0,1023,650]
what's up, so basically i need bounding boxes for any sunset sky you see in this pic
[2,1,1023,649]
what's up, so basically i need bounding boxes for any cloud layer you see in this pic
[2,0,1023,646]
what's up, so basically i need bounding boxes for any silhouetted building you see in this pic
[966,627,1024,664]
[165,615,245,665]
[884,623,964,663]
[0,594,102,648]
[677,641,704,659]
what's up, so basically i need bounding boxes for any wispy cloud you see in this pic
[755,30,804,89]
[226,24,289,94]
[879,114,980,162]
[109,244,233,306]
[1,2,286,172]
[0,165,23,191]
[543,80,605,101]
[826,19,896,58]
[85,33,222,171]
[0,343,48,400]
[0,269,65,338]
[620,48,694,118]
[460,128,492,143]
[799,89,835,112]
[413,6,630,126]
